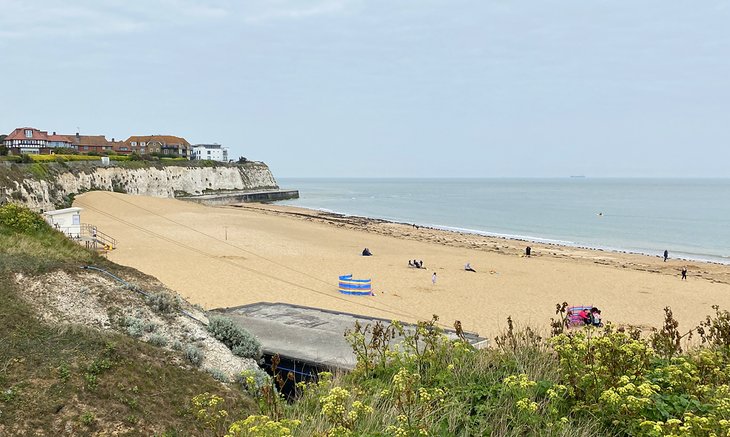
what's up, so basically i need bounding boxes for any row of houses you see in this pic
[1,127,229,161]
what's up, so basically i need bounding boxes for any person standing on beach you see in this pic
[526,246,531,257]
[663,250,669,262]
[432,272,437,285]
[681,267,687,280]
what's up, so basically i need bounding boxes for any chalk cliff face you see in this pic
[0,161,278,211]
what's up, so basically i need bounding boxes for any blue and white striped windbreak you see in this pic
[338,274,372,295]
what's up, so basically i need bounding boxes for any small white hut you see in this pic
[43,207,82,238]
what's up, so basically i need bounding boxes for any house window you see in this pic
[83,146,89,150]
[140,142,146,147]
[131,142,137,146]
[25,129,33,138]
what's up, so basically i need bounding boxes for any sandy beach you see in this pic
[74,192,730,337]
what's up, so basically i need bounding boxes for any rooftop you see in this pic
[43,207,82,216]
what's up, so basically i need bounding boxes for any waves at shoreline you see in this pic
[289,205,730,265]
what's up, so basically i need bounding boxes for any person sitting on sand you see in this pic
[408,260,415,268]
[591,308,602,327]
[362,248,372,256]
[465,263,476,272]
[578,308,591,325]
[418,260,425,269]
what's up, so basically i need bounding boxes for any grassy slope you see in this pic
[0,210,255,436]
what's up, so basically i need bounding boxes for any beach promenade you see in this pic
[75,191,730,337]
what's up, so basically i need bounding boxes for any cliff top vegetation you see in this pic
[0,204,257,435]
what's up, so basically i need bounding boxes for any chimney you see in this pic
[53,131,56,135]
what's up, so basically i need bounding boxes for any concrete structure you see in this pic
[43,207,82,238]
[3,127,72,155]
[214,302,488,372]
[181,189,299,205]
[192,144,229,162]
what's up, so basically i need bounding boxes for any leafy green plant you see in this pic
[80,411,95,426]
[0,203,48,233]
[58,363,70,382]
[696,304,730,347]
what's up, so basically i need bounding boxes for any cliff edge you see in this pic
[0,160,279,211]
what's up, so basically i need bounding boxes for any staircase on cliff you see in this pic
[77,223,117,252]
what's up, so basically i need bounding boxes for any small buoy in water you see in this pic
[597,212,603,216]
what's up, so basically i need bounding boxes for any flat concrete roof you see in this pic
[213,302,488,371]
[43,207,82,216]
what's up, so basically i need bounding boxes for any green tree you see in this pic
[0,135,7,156]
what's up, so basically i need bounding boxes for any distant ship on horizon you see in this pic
[570,175,586,178]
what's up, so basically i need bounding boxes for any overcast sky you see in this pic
[1,1,729,177]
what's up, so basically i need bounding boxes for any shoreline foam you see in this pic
[284,205,730,266]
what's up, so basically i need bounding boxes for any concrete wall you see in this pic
[182,189,300,206]
[0,161,279,211]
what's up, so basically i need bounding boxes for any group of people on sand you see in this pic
[408,259,425,269]
[577,307,603,327]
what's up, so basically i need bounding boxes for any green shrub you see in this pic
[236,367,271,393]
[80,411,95,426]
[207,315,262,359]
[146,292,178,314]
[172,340,183,351]
[185,345,204,367]
[0,203,48,233]
[148,334,168,347]
[120,316,156,337]
[207,368,228,382]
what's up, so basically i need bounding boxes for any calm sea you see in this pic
[277,178,730,264]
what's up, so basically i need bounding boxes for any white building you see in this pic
[43,207,82,238]
[192,144,229,162]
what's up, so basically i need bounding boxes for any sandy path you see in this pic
[74,192,730,337]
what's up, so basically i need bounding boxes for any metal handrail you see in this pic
[80,223,117,248]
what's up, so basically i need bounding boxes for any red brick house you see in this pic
[66,133,114,154]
